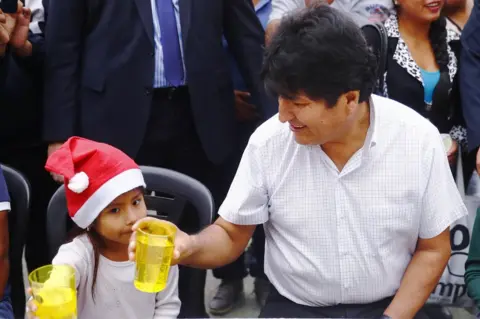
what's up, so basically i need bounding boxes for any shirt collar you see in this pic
[365,96,377,149]
[255,0,271,12]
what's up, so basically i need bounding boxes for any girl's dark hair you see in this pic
[428,16,449,73]
[67,225,103,302]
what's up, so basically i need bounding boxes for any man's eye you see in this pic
[133,199,141,206]
[110,208,120,214]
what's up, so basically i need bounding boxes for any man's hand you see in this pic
[48,143,65,183]
[234,90,258,122]
[305,0,334,5]
[128,218,197,265]
[10,6,32,55]
[476,148,480,175]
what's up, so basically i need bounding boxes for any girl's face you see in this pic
[397,0,444,22]
[93,188,147,246]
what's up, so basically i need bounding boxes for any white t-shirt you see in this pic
[219,95,467,306]
[270,0,393,23]
[52,235,180,319]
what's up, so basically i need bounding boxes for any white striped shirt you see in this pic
[219,95,467,306]
[269,0,393,23]
[150,0,187,88]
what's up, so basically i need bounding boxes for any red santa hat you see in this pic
[45,137,146,229]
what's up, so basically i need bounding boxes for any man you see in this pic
[129,5,467,318]
[460,0,480,176]
[211,0,272,314]
[0,167,12,319]
[266,0,392,43]
[44,0,274,316]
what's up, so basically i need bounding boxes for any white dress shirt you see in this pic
[270,0,393,23]
[219,95,467,306]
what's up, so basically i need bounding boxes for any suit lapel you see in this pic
[179,0,192,52]
[133,0,154,47]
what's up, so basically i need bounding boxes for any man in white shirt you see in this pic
[130,5,466,318]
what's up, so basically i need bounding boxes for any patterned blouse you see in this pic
[381,12,467,148]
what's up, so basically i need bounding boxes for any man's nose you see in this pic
[278,98,294,123]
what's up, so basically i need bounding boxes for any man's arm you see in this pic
[223,0,277,118]
[383,229,451,319]
[183,218,256,268]
[0,210,9,300]
[43,0,85,142]
[383,129,467,318]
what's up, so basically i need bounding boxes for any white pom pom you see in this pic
[68,172,90,194]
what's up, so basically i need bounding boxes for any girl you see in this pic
[27,137,180,319]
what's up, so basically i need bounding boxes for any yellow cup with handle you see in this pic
[28,264,77,319]
[134,219,176,293]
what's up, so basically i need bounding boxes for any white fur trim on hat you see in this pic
[68,172,90,193]
[72,168,146,228]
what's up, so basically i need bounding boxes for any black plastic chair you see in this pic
[2,164,31,319]
[46,166,214,318]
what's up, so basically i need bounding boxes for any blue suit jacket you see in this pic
[460,0,480,151]
[43,0,274,164]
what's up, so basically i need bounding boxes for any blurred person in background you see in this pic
[0,0,57,271]
[266,0,393,42]
[460,0,480,179]
[211,0,273,314]
[444,0,474,36]
[0,167,12,319]
[0,1,57,317]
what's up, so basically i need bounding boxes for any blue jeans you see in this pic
[0,284,14,319]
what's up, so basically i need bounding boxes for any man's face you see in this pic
[278,92,359,146]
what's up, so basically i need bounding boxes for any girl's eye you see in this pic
[110,208,120,214]
[133,199,141,206]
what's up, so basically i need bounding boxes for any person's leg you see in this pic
[248,226,270,306]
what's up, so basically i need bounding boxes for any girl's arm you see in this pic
[153,265,181,319]
[51,239,90,289]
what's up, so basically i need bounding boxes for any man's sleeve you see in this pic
[223,0,277,119]
[43,0,85,142]
[269,0,304,22]
[419,129,467,239]
[460,5,480,151]
[0,168,11,212]
[219,141,269,225]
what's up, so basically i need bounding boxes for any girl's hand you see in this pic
[26,288,39,319]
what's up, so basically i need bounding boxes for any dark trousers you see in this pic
[136,87,243,317]
[260,286,429,318]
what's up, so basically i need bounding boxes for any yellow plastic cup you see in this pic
[134,219,176,293]
[28,264,77,319]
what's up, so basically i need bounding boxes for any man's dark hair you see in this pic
[262,5,378,107]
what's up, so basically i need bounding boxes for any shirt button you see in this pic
[145,89,152,96]
[150,52,154,57]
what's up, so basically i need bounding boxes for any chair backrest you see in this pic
[47,166,214,259]
[2,164,31,318]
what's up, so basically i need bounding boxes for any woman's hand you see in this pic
[25,288,39,319]
[447,140,458,165]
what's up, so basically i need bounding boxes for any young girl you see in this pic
[27,137,180,319]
